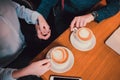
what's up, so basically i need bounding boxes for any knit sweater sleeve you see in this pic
[37,0,58,19]
[95,0,120,22]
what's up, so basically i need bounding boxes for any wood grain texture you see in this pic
[32,12,120,80]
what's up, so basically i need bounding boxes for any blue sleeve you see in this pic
[0,68,17,80]
[37,0,58,19]
[12,1,40,24]
[95,0,120,22]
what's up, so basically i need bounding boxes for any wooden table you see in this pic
[32,12,120,80]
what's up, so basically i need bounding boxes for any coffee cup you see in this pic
[50,47,68,64]
[73,28,93,43]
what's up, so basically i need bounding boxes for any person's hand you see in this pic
[12,59,51,79]
[70,13,94,31]
[24,59,51,76]
[35,14,51,40]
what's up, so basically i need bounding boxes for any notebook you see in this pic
[105,26,120,55]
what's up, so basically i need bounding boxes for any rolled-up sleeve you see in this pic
[0,68,17,80]
[12,1,40,24]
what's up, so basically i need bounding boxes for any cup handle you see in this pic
[72,28,80,42]
[72,27,78,33]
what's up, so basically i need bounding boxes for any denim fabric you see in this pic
[0,0,40,80]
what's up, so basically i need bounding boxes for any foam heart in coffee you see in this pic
[51,47,68,64]
[76,28,92,41]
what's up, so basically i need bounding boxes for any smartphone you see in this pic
[50,75,82,80]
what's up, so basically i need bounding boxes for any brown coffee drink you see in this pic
[50,47,68,64]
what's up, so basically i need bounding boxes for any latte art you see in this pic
[51,47,68,64]
[76,28,92,41]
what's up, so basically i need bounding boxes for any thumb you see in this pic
[42,62,51,69]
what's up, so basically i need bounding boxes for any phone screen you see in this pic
[50,76,82,80]
[54,77,79,80]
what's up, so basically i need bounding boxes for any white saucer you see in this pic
[46,46,74,73]
[70,32,96,51]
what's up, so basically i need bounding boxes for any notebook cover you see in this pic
[105,26,120,55]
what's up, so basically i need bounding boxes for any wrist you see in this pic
[88,13,95,21]
[12,69,22,79]
[12,68,31,79]
[36,14,44,25]
[91,11,98,19]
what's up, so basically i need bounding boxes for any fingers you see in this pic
[70,14,94,31]
[80,20,84,27]
[43,62,51,69]
[38,59,51,65]
[36,15,51,39]
[70,17,83,31]
[76,19,80,28]
[70,17,76,31]
[29,59,51,76]
[40,25,50,35]
[38,24,50,36]
[38,62,51,76]
[39,59,51,73]
[83,21,87,27]
[70,17,85,30]
[35,23,51,40]
[37,30,51,40]
[42,30,51,40]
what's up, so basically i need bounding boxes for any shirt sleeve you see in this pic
[95,0,120,22]
[12,1,40,24]
[37,0,58,19]
[0,68,17,80]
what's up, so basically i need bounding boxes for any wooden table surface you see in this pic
[32,12,120,80]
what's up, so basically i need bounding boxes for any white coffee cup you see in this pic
[50,47,68,64]
[73,28,93,43]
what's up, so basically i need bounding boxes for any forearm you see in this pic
[95,0,119,22]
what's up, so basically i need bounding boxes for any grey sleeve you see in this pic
[0,68,17,80]
[12,1,40,24]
